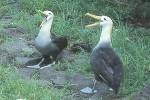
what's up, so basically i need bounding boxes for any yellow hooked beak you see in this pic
[38,10,43,14]
[38,10,48,27]
[85,13,101,28]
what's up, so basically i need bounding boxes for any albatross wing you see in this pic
[90,47,123,93]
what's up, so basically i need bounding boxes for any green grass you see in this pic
[112,24,150,95]
[0,0,150,99]
[54,51,91,73]
[0,64,67,100]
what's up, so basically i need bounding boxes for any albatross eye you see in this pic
[104,18,107,21]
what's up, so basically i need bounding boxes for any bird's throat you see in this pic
[38,19,53,38]
[97,25,112,47]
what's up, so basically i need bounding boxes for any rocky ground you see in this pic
[0,6,150,100]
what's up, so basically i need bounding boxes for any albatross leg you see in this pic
[92,79,97,92]
[26,58,45,69]
[40,61,55,69]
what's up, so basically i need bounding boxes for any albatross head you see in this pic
[85,13,113,28]
[99,16,113,26]
[85,13,113,47]
[39,10,54,27]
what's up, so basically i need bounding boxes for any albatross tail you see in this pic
[52,37,68,50]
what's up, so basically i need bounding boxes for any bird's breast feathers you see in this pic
[35,36,51,48]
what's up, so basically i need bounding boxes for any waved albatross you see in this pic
[26,10,67,69]
[81,13,124,94]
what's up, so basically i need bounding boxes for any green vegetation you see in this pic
[0,0,150,99]
[0,64,67,100]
